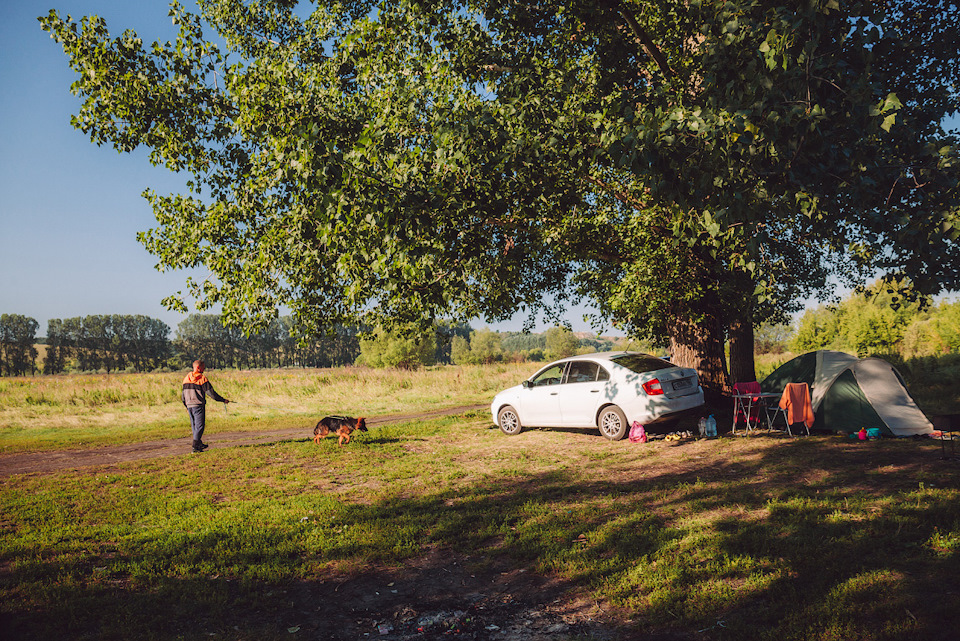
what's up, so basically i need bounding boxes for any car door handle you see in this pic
[590,389,600,393]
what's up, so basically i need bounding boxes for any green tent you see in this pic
[760,350,932,437]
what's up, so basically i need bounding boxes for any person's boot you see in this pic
[192,440,205,453]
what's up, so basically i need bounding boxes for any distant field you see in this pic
[0,363,538,453]
[754,351,793,380]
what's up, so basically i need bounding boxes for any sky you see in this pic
[1,2,957,339]
[1,1,206,336]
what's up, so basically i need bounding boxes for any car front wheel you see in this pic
[498,405,523,435]
[598,406,629,441]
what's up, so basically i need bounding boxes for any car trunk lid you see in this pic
[653,367,700,398]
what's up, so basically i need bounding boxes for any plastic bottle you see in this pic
[706,414,717,437]
[698,417,707,437]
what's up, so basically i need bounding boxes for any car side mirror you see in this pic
[521,380,531,389]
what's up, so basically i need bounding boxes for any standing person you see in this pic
[181,360,230,453]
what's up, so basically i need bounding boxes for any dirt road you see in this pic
[0,404,487,477]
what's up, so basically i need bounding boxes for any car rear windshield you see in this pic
[611,354,672,374]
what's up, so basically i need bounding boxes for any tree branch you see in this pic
[616,2,674,80]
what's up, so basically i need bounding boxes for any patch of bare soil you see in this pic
[233,545,696,641]
[290,547,618,641]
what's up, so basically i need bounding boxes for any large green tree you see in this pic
[41,0,960,391]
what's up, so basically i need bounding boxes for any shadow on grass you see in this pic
[3,438,959,641]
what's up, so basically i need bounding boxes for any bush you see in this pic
[356,328,436,369]
[451,328,504,365]
[544,326,579,360]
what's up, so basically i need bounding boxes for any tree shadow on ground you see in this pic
[3,438,958,641]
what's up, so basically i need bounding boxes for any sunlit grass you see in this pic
[755,351,795,380]
[0,363,538,452]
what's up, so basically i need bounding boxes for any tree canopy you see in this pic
[41,0,960,389]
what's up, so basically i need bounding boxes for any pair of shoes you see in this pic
[192,440,209,453]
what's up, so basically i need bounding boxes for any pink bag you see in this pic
[629,421,647,443]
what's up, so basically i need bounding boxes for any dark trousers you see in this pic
[187,405,206,442]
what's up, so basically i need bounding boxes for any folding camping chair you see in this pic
[765,401,790,432]
[732,381,763,433]
[777,382,814,436]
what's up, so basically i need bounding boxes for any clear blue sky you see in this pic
[1,1,202,336]
[1,2,956,338]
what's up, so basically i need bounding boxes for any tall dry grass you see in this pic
[754,351,794,380]
[0,363,540,453]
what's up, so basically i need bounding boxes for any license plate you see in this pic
[672,378,692,391]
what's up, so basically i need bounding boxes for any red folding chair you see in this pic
[732,381,762,432]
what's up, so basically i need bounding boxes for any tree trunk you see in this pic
[728,317,757,384]
[669,314,729,395]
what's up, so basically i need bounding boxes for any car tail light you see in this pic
[642,379,664,395]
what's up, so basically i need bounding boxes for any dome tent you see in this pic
[760,350,933,437]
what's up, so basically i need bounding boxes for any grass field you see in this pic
[2,365,959,640]
[0,364,533,453]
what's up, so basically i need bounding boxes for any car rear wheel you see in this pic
[498,405,523,435]
[598,406,629,441]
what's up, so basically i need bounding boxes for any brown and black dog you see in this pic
[313,415,368,446]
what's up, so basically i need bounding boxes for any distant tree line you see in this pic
[42,315,172,374]
[0,314,39,376]
[175,315,362,370]
[449,326,646,365]
[793,281,960,358]
[0,313,466,375]
[4,311,672,376]
[0,310,657,375]
[10,280,960,377]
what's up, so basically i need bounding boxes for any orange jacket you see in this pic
[181,370,227,407]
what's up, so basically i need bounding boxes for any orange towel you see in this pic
[779,383,814,428]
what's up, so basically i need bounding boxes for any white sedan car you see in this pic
[491,352,704,440]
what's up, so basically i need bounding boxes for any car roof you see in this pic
[554,351,665,363]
